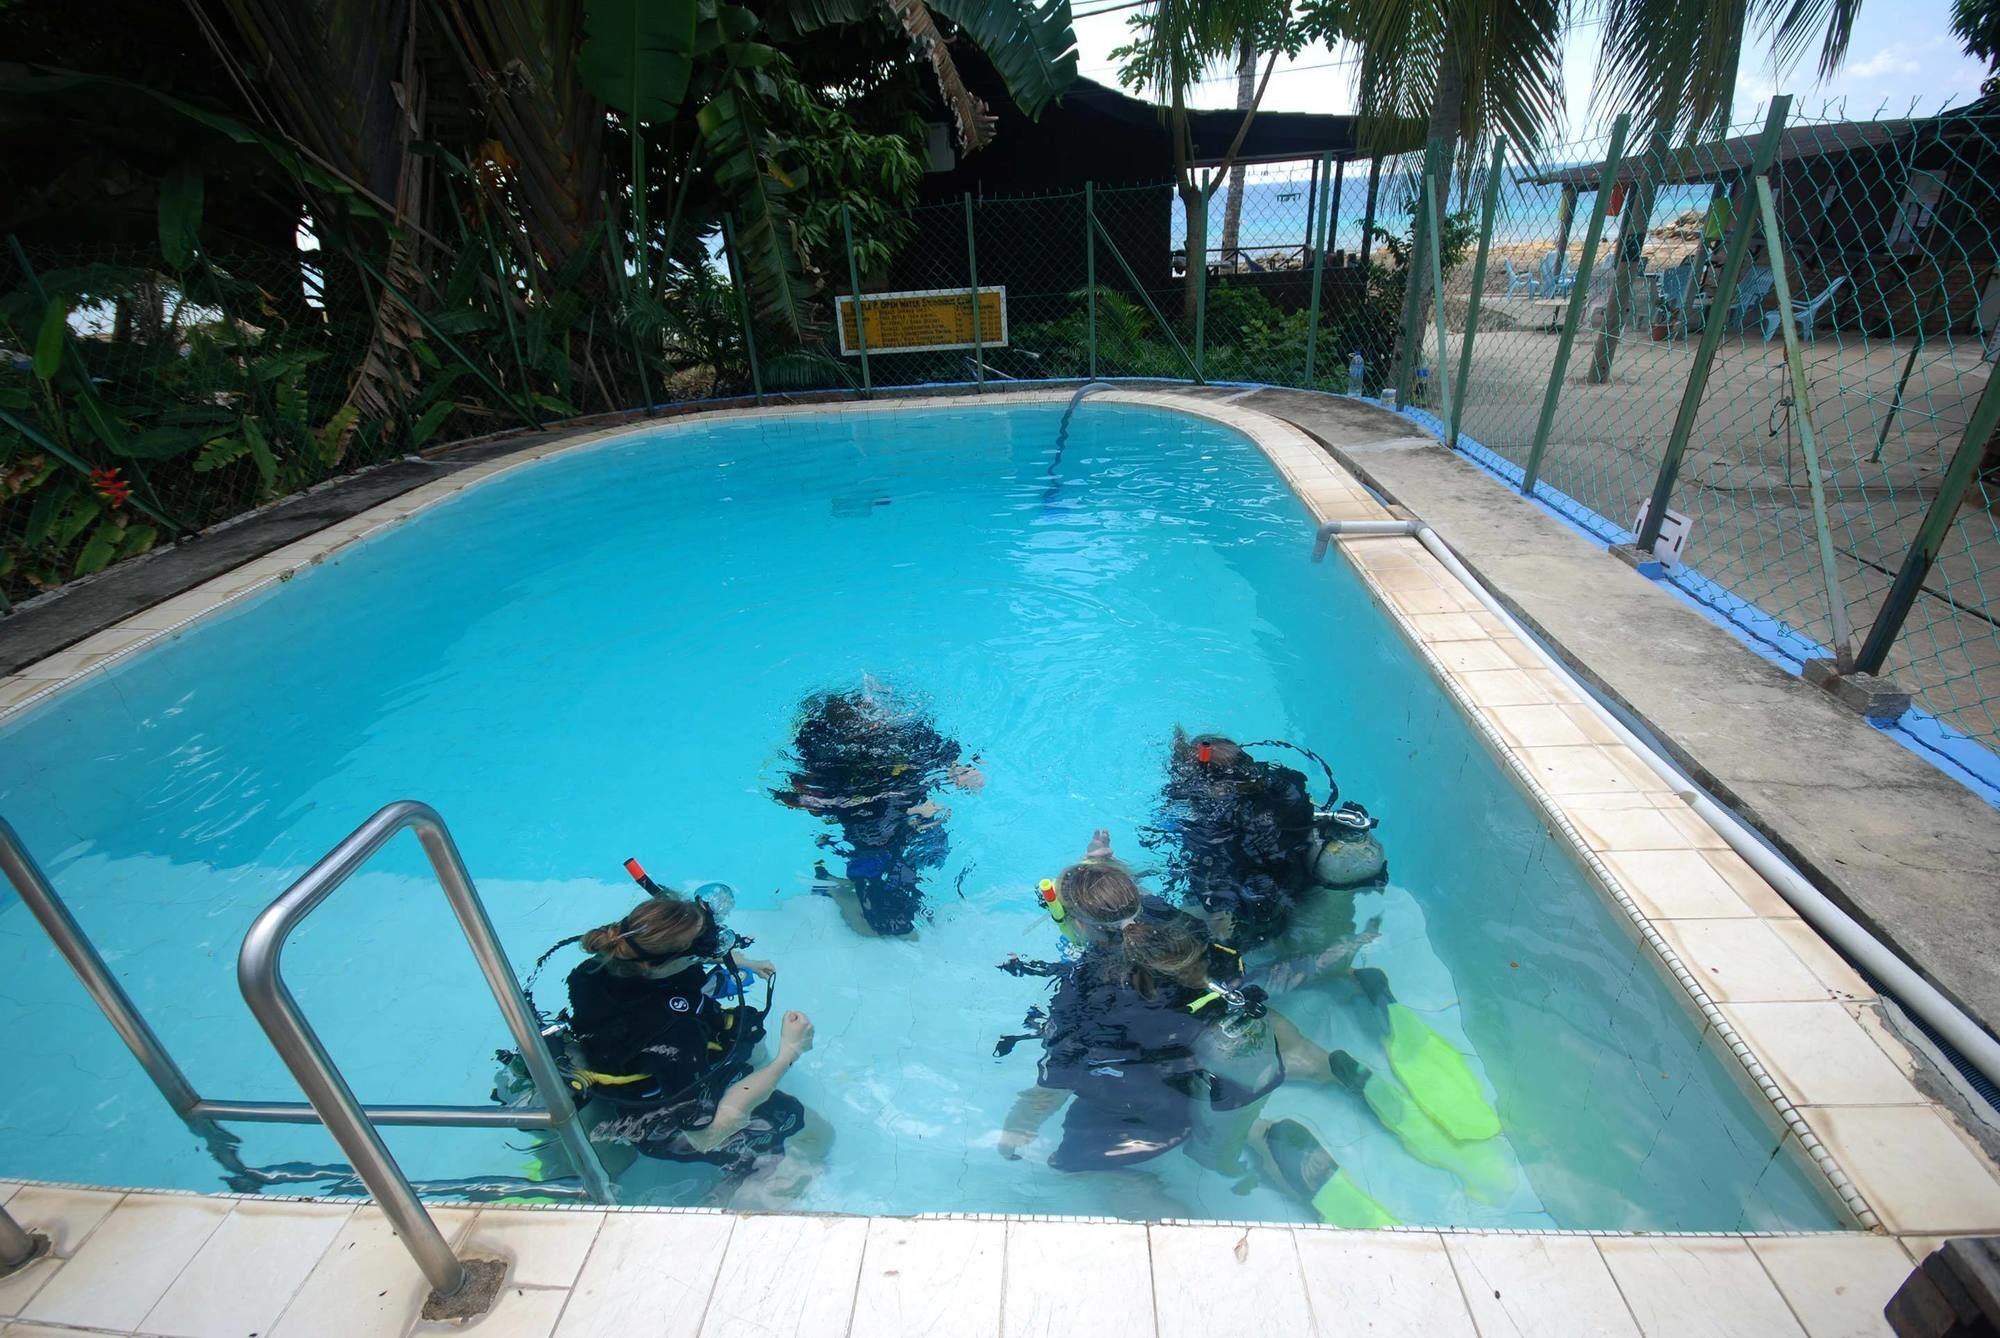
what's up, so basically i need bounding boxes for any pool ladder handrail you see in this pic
[0,804,612,1300]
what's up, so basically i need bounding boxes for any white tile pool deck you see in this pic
[4,389,1999,1336]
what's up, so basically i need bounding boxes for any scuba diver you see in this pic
[1149,728,1501,1148]
[1148,729,1386,951]
[535,886,814,1177]
[996,897,1398,1228]
[772,685,984,937]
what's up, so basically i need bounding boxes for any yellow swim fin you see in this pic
[1383,1002,1501,1143]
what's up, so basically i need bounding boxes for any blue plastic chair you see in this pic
[1728,265,1774,331]
[1763,275,1848,342]
[1657,258,1694,338]
[1538,251,1572,298]
[1504,257,1538,298]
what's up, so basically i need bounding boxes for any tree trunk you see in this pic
[1181,178,1206,322]
[1220,39,1254,273]
[1589,129,1668,383]
[1395,54,1463,401]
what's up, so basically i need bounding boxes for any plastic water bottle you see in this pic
[1416,366,1431,406]
[1347,351,1365,396]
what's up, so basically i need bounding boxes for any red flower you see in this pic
[90,465,131,509]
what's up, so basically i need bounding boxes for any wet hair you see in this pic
[1120,913,1211,1000]
[790,689,959,780]
[1172,726,1250,772]
[1058,858,1142,928]
[581,897,705,969]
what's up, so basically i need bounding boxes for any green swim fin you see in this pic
[1310,1169,1398,1229]
[1382,1002,1501,1142]
[1335,1053,1516,1205]
[1263,1117,1399,1229]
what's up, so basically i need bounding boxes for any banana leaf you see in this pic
[699,86,815,341]
[578,0,699,120]
[923,0,1078,122]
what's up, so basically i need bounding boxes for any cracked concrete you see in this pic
[1241,384,2000,1040]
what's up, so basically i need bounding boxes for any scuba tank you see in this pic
[1313,802,1388,889]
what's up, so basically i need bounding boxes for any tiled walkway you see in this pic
[0,1183,1930,1338]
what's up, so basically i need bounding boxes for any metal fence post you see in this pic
[1856,364,2000,673]
[840,203,872,397]
[1426,166,1452,428]
[1193,190,1208,382]
[1085,183,1099,379]
[1092,212,1203,381]
[718,214,764,404]
[1636,96,1791,549]
[1360,157,1382,267]
[1757,174,1856,667]
[1304,150,1335,386]
[1521,112,1631,495]
[1450,138,1507,448]
[964,193,984,387]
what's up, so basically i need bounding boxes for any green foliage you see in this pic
[774,81,924,280]
[923,0,1080,121]
[579,0,699,121]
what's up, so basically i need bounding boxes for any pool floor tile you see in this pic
[1444,1233,1640,1337]
[1596,1236,1805,1337]
[269,1206,476,1338]
[1002,1220,1152,1338]
[21,1195,229,1332]
[1720,1002,1924,1107]
[1603,849,1757,919]
[1654,919,1841,1002]
[0,1188,121,1258]
[552,1212,733,1338]
[1294,1230,1477,1337]
[460,1207,604,1289]
[1748,1234,1912,1337]
[849,1218,1004,1338]
[139,1199,352,1338]
[1800,1106,2000,1235]
[698,1214,867,1338]
[1770,919,1874,1002]
[0,1256,61,1319]
[1150,1225,1312,1338]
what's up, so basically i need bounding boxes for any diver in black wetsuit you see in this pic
[1146,728,1389,954]
[564,895,814,1174]
[995,898,1395,1223]
[773,686,983,937]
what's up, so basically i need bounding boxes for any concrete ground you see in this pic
[1434,312,2000,745]
[1238,384,2000,1043]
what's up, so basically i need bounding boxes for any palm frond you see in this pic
[883,0,998,150]
[923,0,1080,121]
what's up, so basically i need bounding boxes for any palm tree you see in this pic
[1114,0,1299,314]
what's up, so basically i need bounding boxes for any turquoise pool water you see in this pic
[0,401,1842,1229]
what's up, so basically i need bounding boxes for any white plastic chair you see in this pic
[1728,265,1774,332]
[1763,275,1848,343]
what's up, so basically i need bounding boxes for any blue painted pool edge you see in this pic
[1383,401,2000,810]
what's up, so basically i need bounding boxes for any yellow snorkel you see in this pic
[1037,877,1085,945]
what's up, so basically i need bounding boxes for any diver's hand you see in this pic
[1084,828,1113,860]
[948,763,986,793]
[738,956,778,981]
[777,1011,815,1061]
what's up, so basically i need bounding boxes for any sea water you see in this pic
[0,403,1841,1229]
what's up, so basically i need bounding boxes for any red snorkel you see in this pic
[623,857,667,896]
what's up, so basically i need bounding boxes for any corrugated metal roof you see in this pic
[1523,119,1925,189]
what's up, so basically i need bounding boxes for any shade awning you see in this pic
[1522,119,1930,190]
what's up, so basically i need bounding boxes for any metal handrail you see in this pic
[1,805,613,1297]
[237,800,610,1295]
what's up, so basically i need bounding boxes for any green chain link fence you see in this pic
[7,101,1997,767]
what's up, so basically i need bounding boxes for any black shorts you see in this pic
[1048,1096,1191,1173]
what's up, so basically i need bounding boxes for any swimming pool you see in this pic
[0,398,1844,1230]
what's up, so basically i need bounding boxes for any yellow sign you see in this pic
[837,286,1008,356]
